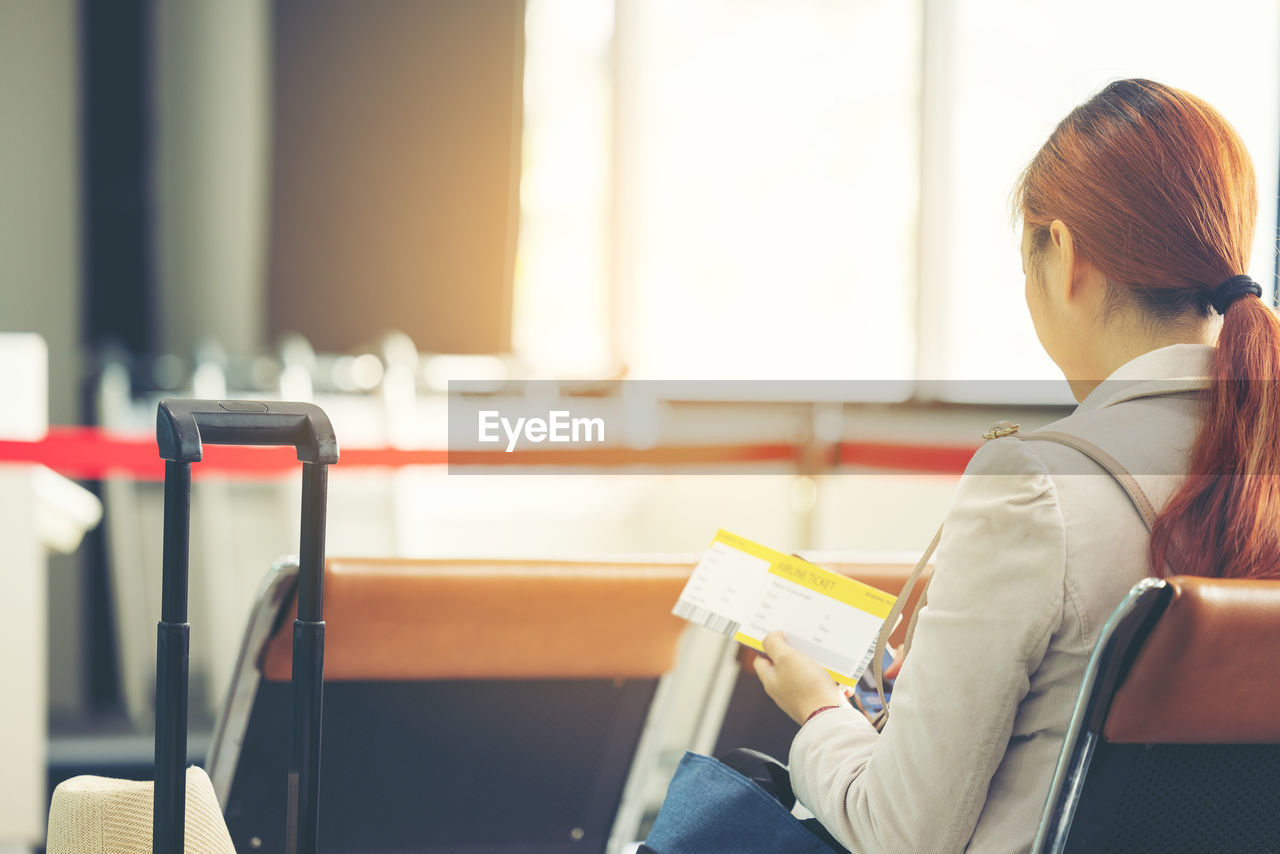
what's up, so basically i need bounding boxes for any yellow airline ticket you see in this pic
[672,530,897,687]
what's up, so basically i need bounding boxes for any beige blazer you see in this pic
[790,343,1214,853]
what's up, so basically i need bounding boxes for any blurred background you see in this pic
[1,0,1278,849]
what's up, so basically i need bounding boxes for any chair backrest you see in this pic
[1035,575,1280,853]
[712,556,931,758]
[207,555,691,854]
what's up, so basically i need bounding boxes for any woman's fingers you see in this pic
[761,629,790,661]
[752,630,846,725]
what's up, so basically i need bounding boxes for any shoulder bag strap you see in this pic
[866,421,1156,732]
[1016,430,1156,531]
[867,522,941,731]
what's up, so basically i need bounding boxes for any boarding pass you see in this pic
[672,530,897,687]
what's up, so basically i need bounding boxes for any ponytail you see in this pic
[1150,295,1280,579]
[1015,79,1280,580]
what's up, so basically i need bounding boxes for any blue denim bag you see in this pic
[642,752,840,854]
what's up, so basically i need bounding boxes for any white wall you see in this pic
[154,0,271,357]
[0,0,80,425]
[0,0,89,722]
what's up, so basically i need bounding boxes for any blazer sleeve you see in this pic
[788,436,1067,853]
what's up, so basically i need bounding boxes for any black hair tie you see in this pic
[1208,274,1262,314]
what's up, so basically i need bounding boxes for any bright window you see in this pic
[511,0,615,377]
[513,1,1280,398]
[614,0,921,383]
[925,0,1280,398]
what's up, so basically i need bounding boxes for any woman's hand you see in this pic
[752,630,847,726]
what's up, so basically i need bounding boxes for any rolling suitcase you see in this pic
[154,399,339,854]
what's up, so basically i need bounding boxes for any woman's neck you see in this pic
[1067,316,1219,402]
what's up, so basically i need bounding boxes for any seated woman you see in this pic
[754,78,1280,852]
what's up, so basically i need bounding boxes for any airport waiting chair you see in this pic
[711,558,932,759]
[206,555,692,854]
[1033,575,1280,853]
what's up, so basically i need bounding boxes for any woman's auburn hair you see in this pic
[1015,78,1280,580]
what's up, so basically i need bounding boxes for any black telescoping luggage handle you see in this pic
[156,398,340,465]
[153,399,338,854]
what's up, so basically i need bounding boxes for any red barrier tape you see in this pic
[0,427,976,481]
[836,441,976,475]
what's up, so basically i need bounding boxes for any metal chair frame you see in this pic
[1033,577,1176,853]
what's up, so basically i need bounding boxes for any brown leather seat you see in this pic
[1102,575,1280,744]
[261,557,694,682]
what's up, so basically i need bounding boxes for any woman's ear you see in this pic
[1047,219,1078,301]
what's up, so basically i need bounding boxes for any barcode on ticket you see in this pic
[673,600,740,636]
[851,641,877,679]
